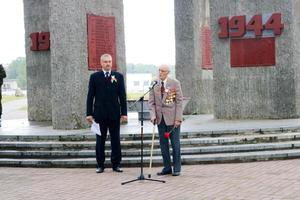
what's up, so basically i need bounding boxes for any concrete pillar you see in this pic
[175,0,213,114]
[293,0,300,116]
[24,0,126,129]
[210,0,299,119]
[49,0,126,129]
[23,0,52,121]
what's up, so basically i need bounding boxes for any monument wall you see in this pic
[293,1,300,117]
[210,0,299,119]
[23,0,52,121]
[175,0,213,114]
[49,0,125,129]
[24,0,126,129]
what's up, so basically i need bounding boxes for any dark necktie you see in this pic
[105,71,109,78]
[161,81,165,98]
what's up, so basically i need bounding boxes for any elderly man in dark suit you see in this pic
[148,64,183,176]
[0,64,6,127]
[86,54,127,173]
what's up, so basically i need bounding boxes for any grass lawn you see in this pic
[2,95,26,104]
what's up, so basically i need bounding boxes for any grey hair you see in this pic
[100,54,112,61]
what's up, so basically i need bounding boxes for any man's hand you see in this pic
[174,120,181,128]
[86,116,94,125]
[151,117,157,125]
[120,115,128,123]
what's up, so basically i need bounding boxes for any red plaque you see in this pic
[230,37,275,67]
[87,15,117,71]
[201,26,213,70]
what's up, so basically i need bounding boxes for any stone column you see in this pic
[210,0,299,119]
[49,0,126,129]
[175,0,213,114]
[23,0,52,121]
[293,0,300,116]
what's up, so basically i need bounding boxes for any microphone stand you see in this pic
[122,83,165,185]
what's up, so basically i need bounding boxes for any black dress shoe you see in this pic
[157,170,172,176]
[96,167,104,173]
[113,167,123,173]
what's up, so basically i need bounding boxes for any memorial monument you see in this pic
[210,0,299,119]
[175,0,214,115]
[23,0,300,129]
[23,0,126,129]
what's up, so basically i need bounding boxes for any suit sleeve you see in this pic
[0,65,6,79]
[175,81,183,121]
[86,74,95,116]
[118,74,127,116]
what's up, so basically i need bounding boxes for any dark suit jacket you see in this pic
[86,71,127,122]
[0,64,6,86]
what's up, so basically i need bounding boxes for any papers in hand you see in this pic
[91,121,101,136]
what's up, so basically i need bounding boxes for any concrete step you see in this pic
[1,141,300,158]
[0,132,237,142]
[0,128,298,142]
[1,149,300,167]
[1,132,300,151]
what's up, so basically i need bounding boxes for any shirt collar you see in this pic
[160,77,168,85]
[102,70,111,76]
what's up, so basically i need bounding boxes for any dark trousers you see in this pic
[0,88,2,117]
[96,119,121,169]
[157,116,181,173]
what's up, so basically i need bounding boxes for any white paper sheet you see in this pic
[91,121,101,136]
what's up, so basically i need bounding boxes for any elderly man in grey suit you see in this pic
[148,64,183,176]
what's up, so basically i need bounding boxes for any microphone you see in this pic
[149,80,158,89]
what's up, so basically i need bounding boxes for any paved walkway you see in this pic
[2,99,300,199]
[1,159,300,200]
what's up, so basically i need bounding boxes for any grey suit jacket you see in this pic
[148,77,183,126]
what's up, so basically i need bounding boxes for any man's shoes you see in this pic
[157,170,172,176]
[172,172,181,176]
[112,167,123,173]
[96,167,104,173]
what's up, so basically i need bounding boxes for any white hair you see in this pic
[159,64,170,72]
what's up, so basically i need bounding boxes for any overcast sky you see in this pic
[0,0,175,66]
[0,0,25,65]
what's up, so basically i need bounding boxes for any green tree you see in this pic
[6,57,27,89]
[126,63,175,78]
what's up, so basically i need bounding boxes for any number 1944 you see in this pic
[218,13,284,39]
